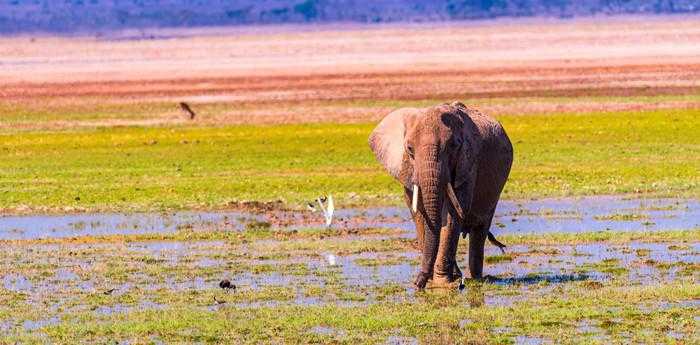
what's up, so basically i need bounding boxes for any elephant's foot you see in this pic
[427,273,461,289]
[428,275,459,288]
[413,271,431,290]
[430,265,462,289]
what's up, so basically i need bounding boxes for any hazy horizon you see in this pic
[1,0,699,35]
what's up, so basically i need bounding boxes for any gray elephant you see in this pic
[369,101,513,289]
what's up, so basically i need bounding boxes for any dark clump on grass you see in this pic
[244,220,272,231]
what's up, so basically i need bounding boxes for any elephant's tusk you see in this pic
[446,182,465,223]
[411,185,419,213]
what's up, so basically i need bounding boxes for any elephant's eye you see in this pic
[406,144,415,158]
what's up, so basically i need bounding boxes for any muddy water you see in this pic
[0,196,697,240]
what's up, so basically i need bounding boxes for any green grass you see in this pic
[0,100,176,124]
[593,213,650,221]
[485,254,513,264]
[5,281,698,344]
[1,108,698,213]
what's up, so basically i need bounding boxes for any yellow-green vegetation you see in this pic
[485,254,514,264]
[594,213,650,221]
[1,108,698,213]
[7,283,690,344]
[354,255,414,267]
[580,259,629,276]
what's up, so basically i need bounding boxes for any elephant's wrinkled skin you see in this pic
[369,102,513,289]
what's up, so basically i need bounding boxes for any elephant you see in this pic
[368,101,513,289]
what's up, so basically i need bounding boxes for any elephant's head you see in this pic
[369,102,476,287]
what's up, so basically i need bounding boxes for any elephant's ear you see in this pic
[454,142,477,191]
[453,107,480,190]
[368,108,419,186]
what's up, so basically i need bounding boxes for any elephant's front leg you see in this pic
[447,219,463,279]
[405,188,437,288]
[432,213,462,285]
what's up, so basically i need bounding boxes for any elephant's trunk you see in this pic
[419,164,442,234]
[414,144,445,287]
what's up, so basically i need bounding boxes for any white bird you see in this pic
[326,254,337,266]
[316,194,334,227]
[324,195,334,227]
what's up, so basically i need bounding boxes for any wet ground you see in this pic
[2,235,697,317]
[1,196,697,240]
[0,197,698,343]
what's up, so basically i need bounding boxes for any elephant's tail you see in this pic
[460,228,507,254]
[487,231,506,254]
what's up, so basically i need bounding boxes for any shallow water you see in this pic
[1,196,697,240]
[1,196,698,341]
[22,317,59,331]
[308,325,347,338]
[0,211,254,240]
[1,233,697,341]
[515,336,550,345]
[385,336,419,345]
[3,274,33,292]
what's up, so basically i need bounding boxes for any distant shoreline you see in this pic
[1,12,699,39]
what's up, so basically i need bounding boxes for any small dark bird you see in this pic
[219,279,235,290]
[103,289,116,295]
[179,102,196,120]
[306,202,316,211]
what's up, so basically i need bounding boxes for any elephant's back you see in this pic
[450,102,513,159]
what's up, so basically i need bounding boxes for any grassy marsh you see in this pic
[1,228,697,344]
[1,108,698,213]
[2,21,700,344]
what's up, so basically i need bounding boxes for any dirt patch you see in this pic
[2,17,700,129]
[2,66,698,129]
[225,200,287,213]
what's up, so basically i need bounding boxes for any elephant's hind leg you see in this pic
[466,208,498,279]
[468,226,487,279]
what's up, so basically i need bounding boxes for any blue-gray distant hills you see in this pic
[1,0,699,34]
